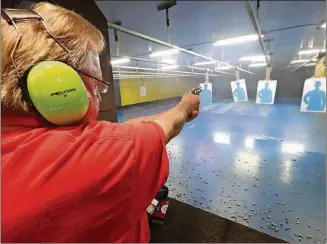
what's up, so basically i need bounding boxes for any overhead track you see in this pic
[113,65,224,77]
[113,71,198,77]
[113,75,199,80]
[114,75,195,79]
[244,0,270,66]
[114,75,197,79]
[111,54,234,75]
[291,51,326,72]
[265,23,322,34]
[107,22,255,75]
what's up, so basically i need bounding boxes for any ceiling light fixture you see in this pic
[161,64,179,70]
[215,66,233,70]
[213,34,264,47]
[161,58,177,64]
[249,62,267,67]
[194,61,217,66]
[303,63,316,67]
[321,22,326,28]
[111,58,130,65]
[149,48,179,57]
[239,55,267,61]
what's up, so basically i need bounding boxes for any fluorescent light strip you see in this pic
[215,66,233,70]
[239,55,266,61]
[194,61,217,66]
[149,49,179,57]
[249,62,267,67]
[113,71,183,76]
[113,75,197,80]
[114,73,193,76]
[213,34,264,46]
[298,49,323,55]
[113,74,198,79]
[114,75,192,78]
[113,72,194,78]
[303,63,316,67]
[111,58,130,65]
[290,58,317,64]
[161,65,179,70]
[161,58,177,64]
[115,74,193,77]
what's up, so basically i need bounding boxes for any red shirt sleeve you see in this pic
[130,121,169,217]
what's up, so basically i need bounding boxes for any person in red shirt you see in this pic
[1,2,200,243]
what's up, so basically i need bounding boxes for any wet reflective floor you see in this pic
[118,99,326,243]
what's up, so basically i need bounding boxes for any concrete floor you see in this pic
[118,99,326,243]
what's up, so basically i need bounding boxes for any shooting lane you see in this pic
[5,0,325,243]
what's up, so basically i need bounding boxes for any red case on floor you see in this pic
[148,186,169,225]
[153,199,169,219]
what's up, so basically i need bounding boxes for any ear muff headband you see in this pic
[24,61,89,125]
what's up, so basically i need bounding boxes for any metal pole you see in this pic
[114,30,120,56]
[244,0,270,65]
[111,54,234,75]
[291,55,319,72]
[107,22,255,75]
[166,8,171,44]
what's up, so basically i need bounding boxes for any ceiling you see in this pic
[96,1,326,73]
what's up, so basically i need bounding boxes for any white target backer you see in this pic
[199,83,212,105]
[140,86,147,97]
[231,79,248,102]
[256,80,277,105]
[300,78,326,113]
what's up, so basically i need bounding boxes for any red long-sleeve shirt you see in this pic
[1,113,169,242]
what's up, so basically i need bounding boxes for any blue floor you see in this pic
[118,99,326,243]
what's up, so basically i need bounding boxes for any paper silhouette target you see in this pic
[256,80,277,104]
[140,86,147,97]
[231,79,248,102]
[301,78,326,113]
[200,83,212,105]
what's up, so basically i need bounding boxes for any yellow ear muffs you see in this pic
[25,61,89,125]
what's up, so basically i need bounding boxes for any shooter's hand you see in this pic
[181,93,200,122]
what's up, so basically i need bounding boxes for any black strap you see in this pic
[1,8,42,24]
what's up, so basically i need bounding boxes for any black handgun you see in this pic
[191,87,202,95]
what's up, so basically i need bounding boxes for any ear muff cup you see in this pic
[26,61,89,125]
